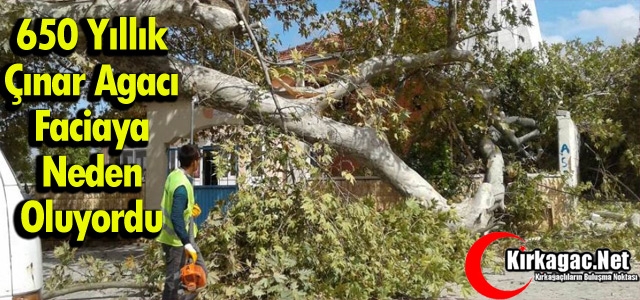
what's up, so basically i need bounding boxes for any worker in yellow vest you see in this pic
[156,144,207,300]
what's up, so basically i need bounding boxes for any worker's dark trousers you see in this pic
[162,243,208,300]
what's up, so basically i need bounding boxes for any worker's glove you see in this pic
[192,203,201,218]
[184,243,198,262]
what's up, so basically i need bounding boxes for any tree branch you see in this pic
[455,135,505,230]
[233,0,298,184]
[503,116,537,128]
[447,0,458,48]
[387,5,401,55]
[165,59,451,211]
[492,113,541,160]
[232,0,283,128]
[310,49,474,112]
[519,129,541,144]
[458,27,502,42]
[42,281,154,299]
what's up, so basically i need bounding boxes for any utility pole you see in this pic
[191,95,198,144]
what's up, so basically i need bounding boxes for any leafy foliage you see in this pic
[44,125,480,300]
[61,123,468,300]
[501,162,547,234]
[20,0,640,298]
[490,39,640,201]
[182,125,477,299]
[196,191,474,299]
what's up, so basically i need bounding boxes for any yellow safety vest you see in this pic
[155,168,198,247]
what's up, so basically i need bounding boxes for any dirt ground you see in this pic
[42,244,640,300]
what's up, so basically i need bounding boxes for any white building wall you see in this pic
[460,0,542,52]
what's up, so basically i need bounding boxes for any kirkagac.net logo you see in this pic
[465,232,639,299]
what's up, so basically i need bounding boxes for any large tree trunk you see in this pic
[5,0,504,232]
[456,136,505,230]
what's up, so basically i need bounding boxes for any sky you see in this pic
[266,0,640,50]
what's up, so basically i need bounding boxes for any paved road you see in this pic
[43,245,640,299]
[452,265,640,300]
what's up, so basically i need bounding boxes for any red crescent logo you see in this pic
[465,232,533,299]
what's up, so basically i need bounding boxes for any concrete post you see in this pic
[556,110,580,188]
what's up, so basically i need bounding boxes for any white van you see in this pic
[0,149,44,300]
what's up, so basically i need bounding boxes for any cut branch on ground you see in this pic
[42,281,154,300]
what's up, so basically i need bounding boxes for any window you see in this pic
[168,149,177,170]
[202,148,237,186]
[167,145,238,186]
[120,148,147,180]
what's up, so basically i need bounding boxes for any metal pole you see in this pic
[191,95,196,144]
